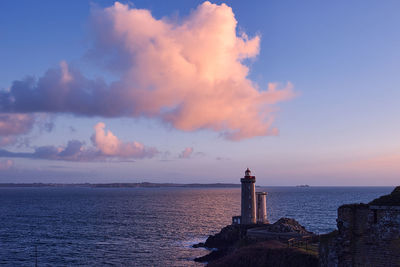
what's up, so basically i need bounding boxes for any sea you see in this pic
[0,186,393,266]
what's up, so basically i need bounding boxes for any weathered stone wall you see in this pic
[320,204,400,267]
[319,231,339,267]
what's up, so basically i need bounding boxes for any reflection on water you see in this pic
[0,186,392,266]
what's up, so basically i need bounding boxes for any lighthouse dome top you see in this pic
[245,168,251,177]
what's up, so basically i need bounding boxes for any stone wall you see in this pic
[320,187,400,267]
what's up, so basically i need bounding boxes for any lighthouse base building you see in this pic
[232,168,269,225]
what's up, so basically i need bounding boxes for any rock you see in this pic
[204,224,258,249]
[192,242,205,248]
[204,225,240,249]
[194,249,228,263]
[268,218,312,235]
[193,217,315,265]
[369,186,400,206]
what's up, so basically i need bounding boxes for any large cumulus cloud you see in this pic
[0,1,295,140]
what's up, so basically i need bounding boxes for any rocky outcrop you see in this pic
[193,224,258,263]
[202,224,257,249]
[267,218,312,235]
[193,217,317,266]
[369,186,400,206]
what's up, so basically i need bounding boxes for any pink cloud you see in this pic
[179,147,194,159]
[0,123,158,161]
[60,61,73,83]
[0,159,13,170]
[0,113,34,136]
[0,113,35,147]
[0,2,295,140]
[91,122,158,158]
[0,136,17,147]
[94,2,295,140]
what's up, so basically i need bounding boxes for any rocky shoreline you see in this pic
[193,187,400,266]
[193,218,319,266]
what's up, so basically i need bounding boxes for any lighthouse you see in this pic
[240,168,257,224]
[232,168,268,225]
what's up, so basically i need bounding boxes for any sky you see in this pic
[0,0,399,185]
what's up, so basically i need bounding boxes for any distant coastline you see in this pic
[0,182,241,188]
[296,184,310,188]
[1,183,393,188]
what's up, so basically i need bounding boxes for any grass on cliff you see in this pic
[208,240,319,267]
[296,244,319,257]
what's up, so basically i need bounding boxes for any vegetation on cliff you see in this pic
[208,241,318,267]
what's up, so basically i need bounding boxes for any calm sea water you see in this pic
[0,186,393,266]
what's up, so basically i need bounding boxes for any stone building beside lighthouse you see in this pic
[232,168,268,225]
[256,192,268,223]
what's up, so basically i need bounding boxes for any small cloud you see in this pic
[0,159,13,170]
[0,113,35,137]
[0,113,35,147]
[14,137,31,148]
[36,114,55,133]
[60,61,73,83]
[0,122,158,162]
[0,136,17,147]
[179,147,194,159]
[0,113,56,148]
[43,122,54,132]
[91,122,158,158]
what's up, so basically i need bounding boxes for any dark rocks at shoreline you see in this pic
[192,242,205,248]
[193,224,257,263]
[193,217,313,250]
[369,186,400,206]
[193,217,317,266]
[194,249,229,263]
[203,224,259,249]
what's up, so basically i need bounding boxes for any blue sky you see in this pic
[0,1,399,185]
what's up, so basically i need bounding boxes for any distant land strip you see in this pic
[0,183,241,188]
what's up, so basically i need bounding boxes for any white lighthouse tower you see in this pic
[241,168,257,224]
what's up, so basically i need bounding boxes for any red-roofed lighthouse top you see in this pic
[244,168,255,179]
